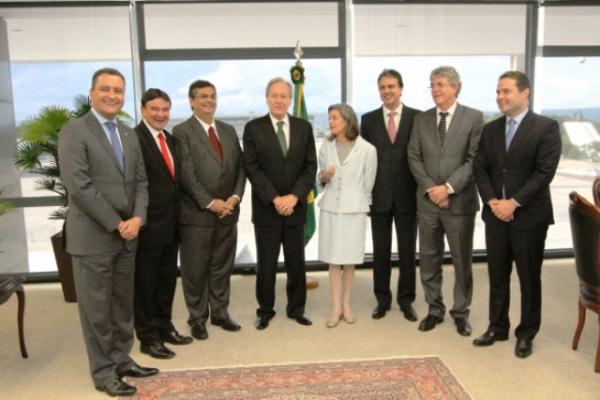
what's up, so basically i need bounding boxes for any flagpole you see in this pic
[291,41,319,290]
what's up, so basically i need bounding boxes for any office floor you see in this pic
[1,259,599,399]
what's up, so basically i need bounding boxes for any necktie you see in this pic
[438,112,449,146]
[387,111,397,143]
[505,118,517,151]
[208,126,224,164]
[105,121,123,172]
[276,121,287,156]
[157,132,175,179]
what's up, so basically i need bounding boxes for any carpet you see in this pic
[122,357,470,399]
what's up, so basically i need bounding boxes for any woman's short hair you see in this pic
[327,103,359,141]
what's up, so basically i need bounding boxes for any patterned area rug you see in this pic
[123,356,470,400]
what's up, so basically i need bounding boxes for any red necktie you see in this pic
[387,111,397,143]
[208,126,224,164]
[157,132,175,179]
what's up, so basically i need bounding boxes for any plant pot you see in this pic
[50,231,77,303]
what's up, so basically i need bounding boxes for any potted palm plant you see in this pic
[14,96,131,302]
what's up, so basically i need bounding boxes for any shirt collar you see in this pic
[269,113,290,127]
[437,101,458,116]
[383,103,403,117]
[507,108,529,126]
[91,108,117,126]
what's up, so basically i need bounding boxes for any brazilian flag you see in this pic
[290,64,317,246]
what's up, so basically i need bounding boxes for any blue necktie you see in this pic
[505,118,517,151]
[105,121,124,171]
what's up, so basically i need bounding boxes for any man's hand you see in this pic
[438,198,450,209]
[427,184,449,205]
[118,217,142,241]
[209,199,236,219]
[274,194,298,216]
[489,198,517,222]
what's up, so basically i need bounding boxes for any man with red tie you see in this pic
[134,88,192,359]
[173,80,246,341]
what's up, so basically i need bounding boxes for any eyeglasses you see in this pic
[428,83,450,90]
[194,94,217,100]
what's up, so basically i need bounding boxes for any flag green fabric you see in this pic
[290,64,317,246]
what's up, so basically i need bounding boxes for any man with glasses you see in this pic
[407,66,483,337]
[173,80,246,341]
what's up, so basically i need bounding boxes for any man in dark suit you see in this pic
[473,71,561,358]
[58,68,157,397]
[407,66,483,337]
[133,88,193,360]
[361,68,421,322]
[243,77,317,330]
[173,80,246,341]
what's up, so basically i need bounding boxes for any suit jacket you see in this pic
[134,122,179,249]
[58,111,148,255]
[475,111,562,230]
[360,105,421,214]
[317,135,377,214]
[407,104,483,215]
[243,114,317,227]
[173,116,245,226]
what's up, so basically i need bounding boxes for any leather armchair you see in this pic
[568,191,600,373]
[0,276,28,358]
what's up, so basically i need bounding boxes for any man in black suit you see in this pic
[133,88,193,360]
[473,71,561,358]
[173,80,246,341]
[361,69,420,322]
[243,77,317,330]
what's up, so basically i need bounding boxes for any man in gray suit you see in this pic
[58,68,157,397]
[407,66,483,337]
[173,80,245,341]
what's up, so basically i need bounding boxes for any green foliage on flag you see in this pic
[291,64,317,246]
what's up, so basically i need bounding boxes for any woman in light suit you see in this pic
[318,103,377,327]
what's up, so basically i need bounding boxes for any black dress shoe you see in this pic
[289,314,312,326]
[211,317,242,332]
[140,342,175,359]
[371,304,391,320]
[418,314,444,331]
[95,378,136,397]
[161,330,193,345]
[117,363,159,378]
[454,318,472,336]
[255,316,271,330]
[191,324,208,340]
[515,338,533,358]
[472,330,509,346]
[400,305,418,322]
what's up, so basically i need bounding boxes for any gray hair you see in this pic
[327,103,359,141]
[430,66,462,97]
[265,77,293,97]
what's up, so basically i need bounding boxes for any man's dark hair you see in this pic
[499,70,531,92]
[188,80,216,99]
[91,67,125,89]
[141,88,171,107]
[377,69,404,88]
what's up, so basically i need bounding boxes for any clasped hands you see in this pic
[273,194,298,216]
[488,198,517,222]
[118,217,142,241]
[427,185,449,209]
[209,196,240,219]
